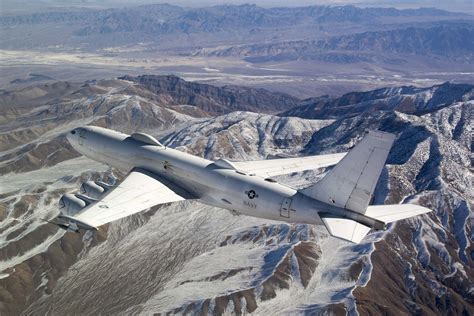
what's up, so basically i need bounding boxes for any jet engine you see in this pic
[80,180,111,199]
[58,193,91,216]
[45,193,98,233]
[47,180,114,233]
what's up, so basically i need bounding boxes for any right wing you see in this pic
[57,168,193,231]
[231,153,347,178]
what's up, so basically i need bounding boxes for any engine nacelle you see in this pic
[58,193,88,216]
[95,180,113,189]
[80,181,112,199]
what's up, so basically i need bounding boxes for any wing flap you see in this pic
[73,168,192,227]
[232,153,346,178]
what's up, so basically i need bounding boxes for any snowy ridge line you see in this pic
[0,157,110,276]
[0,117,99,158]
[144,224,315,314]
[346,232,387,315]
[0,230,65,273]
[0,156,109,194]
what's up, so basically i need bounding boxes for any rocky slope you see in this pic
[120,75,300,114]
[0,78,472,315]
[0,78,204,175]
[0,75,301,175]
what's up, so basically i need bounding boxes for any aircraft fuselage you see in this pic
[67,126,386,230]
[66,126,336,225]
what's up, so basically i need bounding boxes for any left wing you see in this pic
[58,168,193,231]
[231,153,347,178]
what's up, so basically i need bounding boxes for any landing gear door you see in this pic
[280,197,292,218]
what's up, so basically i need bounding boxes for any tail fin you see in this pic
[301,130,396,214]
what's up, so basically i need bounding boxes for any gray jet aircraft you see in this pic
[49,126,432,243]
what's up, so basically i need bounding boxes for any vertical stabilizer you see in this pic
[301,130,395,214]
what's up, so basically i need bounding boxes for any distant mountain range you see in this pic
[73,4,466,36]
[0,4,464,32]
[0,3,471,53]
[199,22,474,63]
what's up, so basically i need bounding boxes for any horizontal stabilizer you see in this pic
[365,204,432,224]
[320,214,371,243]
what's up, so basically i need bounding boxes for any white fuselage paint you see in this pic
[67,126,337,226]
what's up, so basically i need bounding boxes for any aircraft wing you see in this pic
[64,168,193,229]
[232,153,347,178]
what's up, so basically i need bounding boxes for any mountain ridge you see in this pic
[281,81,474,119]
[119,75,301,114]
[0,76,472,315]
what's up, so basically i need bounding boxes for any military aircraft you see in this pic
[49,126,431,243]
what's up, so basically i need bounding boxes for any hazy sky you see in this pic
[1,0,472,14]
[182,1,474,12]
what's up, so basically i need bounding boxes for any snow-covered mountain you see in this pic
[281,82,474,119]
[0,77,472,315]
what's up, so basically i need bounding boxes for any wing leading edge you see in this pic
[70,168,193,228]
[231,152,347,178]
